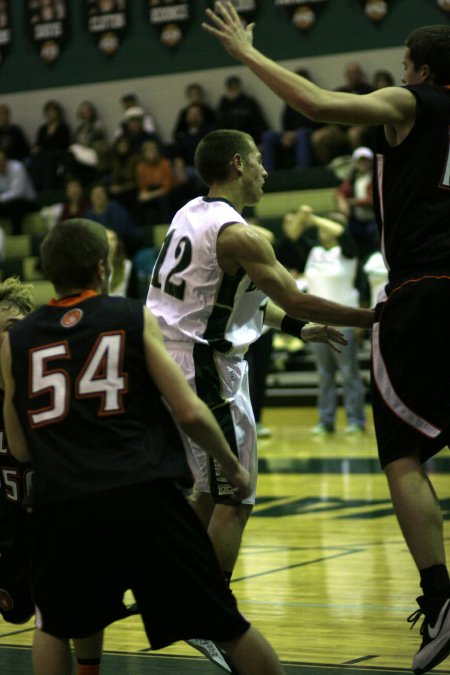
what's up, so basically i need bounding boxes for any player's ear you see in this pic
[419,63,432,82]
[97,259,108,281]
[231,152,244,175]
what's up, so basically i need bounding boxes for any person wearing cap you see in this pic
[335,146,379,305]
[119,106,161,155]
[113,93,159,148]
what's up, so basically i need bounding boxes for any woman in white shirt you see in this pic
[301,207,366,434]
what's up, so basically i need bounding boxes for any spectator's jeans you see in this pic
[261,127,313,171]
[310,326,366,428]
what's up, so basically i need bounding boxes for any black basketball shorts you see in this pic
[371,275,450,467]
[31,480,250,646]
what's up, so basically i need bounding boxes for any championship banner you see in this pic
[0,0,11,65]
[360,0,389,22]
[86,0,127,57]
[27,0,68,65]
[148,0,191,48]
[209,0,259,23]
[274,0,328,32]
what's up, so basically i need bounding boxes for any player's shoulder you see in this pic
[217,221,272,257]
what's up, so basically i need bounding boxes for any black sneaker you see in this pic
[185,638,235,673]
[408,595,450,674]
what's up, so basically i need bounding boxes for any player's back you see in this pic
[374,83,450,278]
[147,196,266,356]
[9,292,190,505]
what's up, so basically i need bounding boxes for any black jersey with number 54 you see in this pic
[8,292,191,506]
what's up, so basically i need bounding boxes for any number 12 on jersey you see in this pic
[151,229,192,301]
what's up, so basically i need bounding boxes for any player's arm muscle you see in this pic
[214,29,415,128]
[219,225,372,327]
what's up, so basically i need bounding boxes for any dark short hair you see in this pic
[43,99,64,118]
[406,25,450,85]
[194,129,254,185]
[225,75,242,88]
[121,93,137,104]
[41,218,109,292]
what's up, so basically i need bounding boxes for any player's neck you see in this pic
[207,186,243,214]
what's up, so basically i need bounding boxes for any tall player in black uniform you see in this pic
[203,6,450,674]
[0,218,285,675]
[0,277,34,625]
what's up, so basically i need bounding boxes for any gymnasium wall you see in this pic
[1,0,448,144]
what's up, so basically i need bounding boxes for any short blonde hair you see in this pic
[0,277,34,315]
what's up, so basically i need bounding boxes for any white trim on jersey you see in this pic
[376,152,390,272]
[372,322,441,439]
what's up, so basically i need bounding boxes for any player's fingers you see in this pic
[202,21,224,37]
[220,0,242,24]
[326,328,347,344]
[205,7,227,30]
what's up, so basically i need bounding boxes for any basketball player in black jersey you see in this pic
[0,218,285,675]
[0,278,107,675]
[204,6,450,673]
[0,277,34,625]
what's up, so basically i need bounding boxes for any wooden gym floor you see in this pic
[2,405,450,674]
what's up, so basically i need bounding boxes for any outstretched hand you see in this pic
[301,324,348,353]
[202,1,255,61]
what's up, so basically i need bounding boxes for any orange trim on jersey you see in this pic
[48,290,98,307]
[389,274,450,297]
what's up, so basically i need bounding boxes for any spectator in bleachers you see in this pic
[29,99,71,191]
[114,93,157,141]
[300,206,366,435]
[335,146,379,305]
[121,106,159,155]
[67,100,110,186]
[261,69,323,170]
[0,149,38,235]
[172,82,216,141]
[274,208,318,277]
[135,139,176,229]
[0,105,30,162]
[57,177,88,223]
[173,103,216,172]
[310,62,374,165]
[170,102,215,207]
[84,183,143,256]
[106,228,139,298]
[373,69,395,90]
[216,75,269,145]
[107,135,140,212]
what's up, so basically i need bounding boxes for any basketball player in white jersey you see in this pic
[147,128,372,593]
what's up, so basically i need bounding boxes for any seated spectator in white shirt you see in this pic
[0,149,38,235]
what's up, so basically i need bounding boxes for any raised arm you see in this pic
[218,224,373,328]
[142,307,251,499]
[203,1,416,131]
